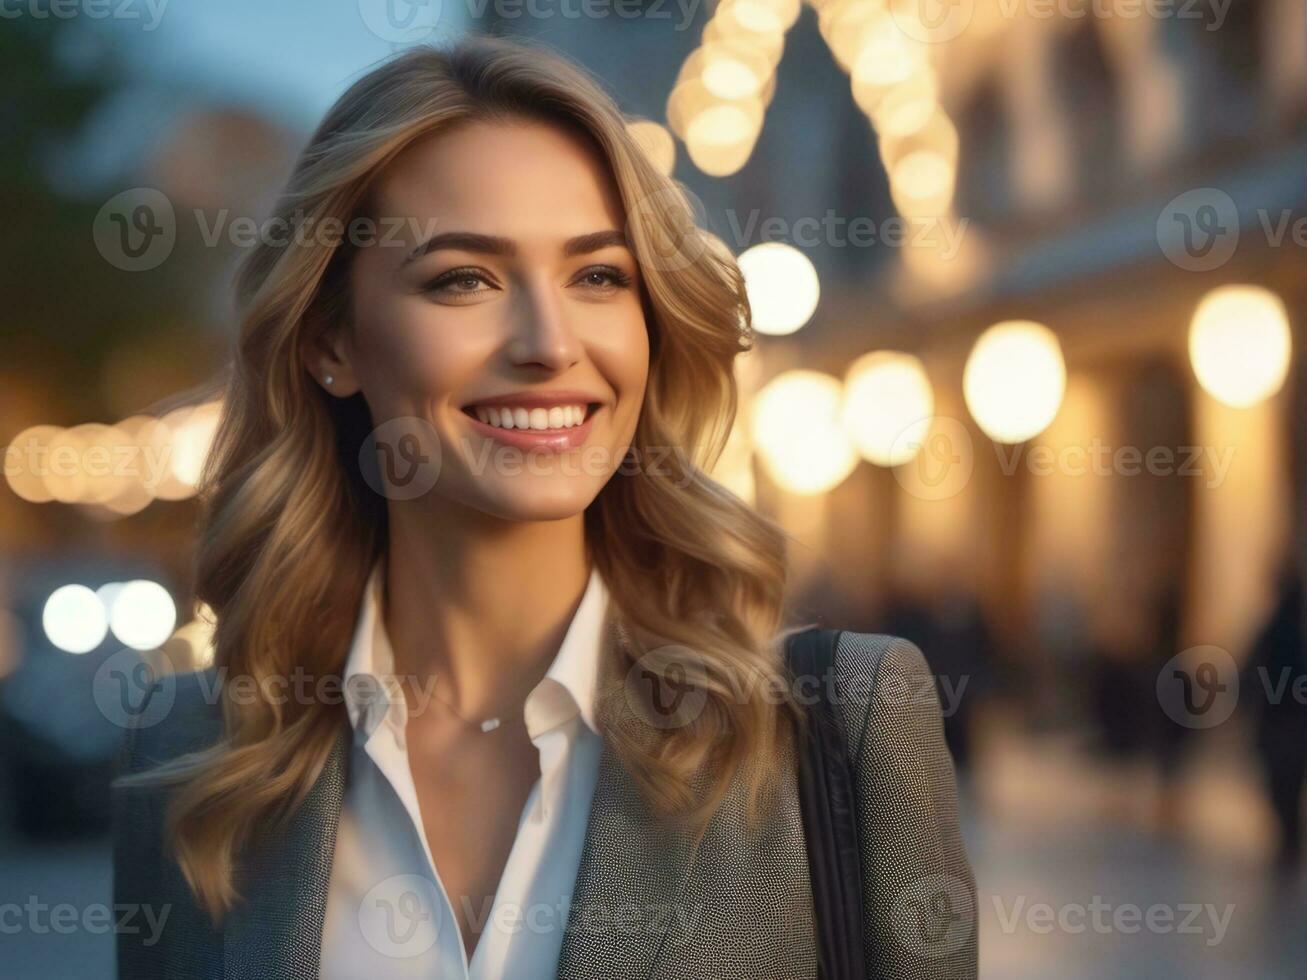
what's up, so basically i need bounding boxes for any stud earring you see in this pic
[324,374,334,386]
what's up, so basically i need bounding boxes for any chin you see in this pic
[471,476,605,523]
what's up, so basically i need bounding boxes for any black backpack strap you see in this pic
[785,626,867,980]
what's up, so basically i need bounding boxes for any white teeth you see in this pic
[469,404,589,431]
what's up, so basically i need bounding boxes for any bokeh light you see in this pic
[4,425,61,504]
[964,320,1067,444]
[738,242,821,336]
[42,584,108,654]
[867,64,939,138]
[158,400,222,499]
[108,579,178,651]
[1189,285,1292,408]
[751,370,858,494]
[842,351,935,466]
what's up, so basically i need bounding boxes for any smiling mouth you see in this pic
[460,401,600,432]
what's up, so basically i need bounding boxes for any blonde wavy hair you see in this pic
[127,35,802,923]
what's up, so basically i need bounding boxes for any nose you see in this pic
[505,278,582,372]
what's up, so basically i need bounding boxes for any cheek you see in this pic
[354,301,491,410]
[593,312,651,409]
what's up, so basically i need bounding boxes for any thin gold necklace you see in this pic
[428,673,525,733]
[424,614,632,733]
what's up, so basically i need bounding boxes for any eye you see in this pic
[423,266,496,297]
[574,265,633,291]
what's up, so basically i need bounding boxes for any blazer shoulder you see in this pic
[825,630,979,978]
[113,666,226,979]
[826,631,940,766]
[829,630,930,688]
[119,665,226,775]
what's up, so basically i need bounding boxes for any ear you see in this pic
[302,312,361,397]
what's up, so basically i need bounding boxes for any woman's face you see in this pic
[318,119,650,522]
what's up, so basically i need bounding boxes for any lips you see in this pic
[462,389,601,409]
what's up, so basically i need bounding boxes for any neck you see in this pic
[381,499,591,721]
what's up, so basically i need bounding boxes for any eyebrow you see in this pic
[401,229,631,267]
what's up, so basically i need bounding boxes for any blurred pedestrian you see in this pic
[1242,561,1307,875]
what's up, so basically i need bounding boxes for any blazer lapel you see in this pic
[555,733,707,979]
[223,726,349,980]
[557,696,818,980]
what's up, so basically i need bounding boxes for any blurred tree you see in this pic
[0,9,201,424]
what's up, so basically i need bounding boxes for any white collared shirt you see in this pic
[319,560,609,980]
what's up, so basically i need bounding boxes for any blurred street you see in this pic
[970,720,1307,979]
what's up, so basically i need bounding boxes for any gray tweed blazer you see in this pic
[113,632,977,979]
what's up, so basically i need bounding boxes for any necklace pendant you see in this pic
[480,717,501,733]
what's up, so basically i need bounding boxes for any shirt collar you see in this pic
[537,561,609,736]
[341,560,401,740]
[341,559,611,741]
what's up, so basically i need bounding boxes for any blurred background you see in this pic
[2,0,1305,976]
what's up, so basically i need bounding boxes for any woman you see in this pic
[114,36,976,980]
